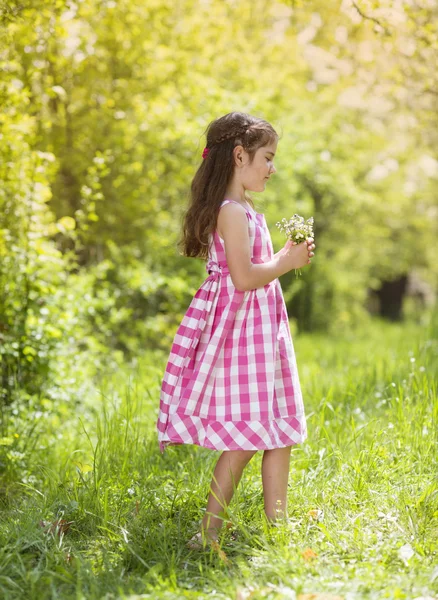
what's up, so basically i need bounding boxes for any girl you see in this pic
[156,111,315,549]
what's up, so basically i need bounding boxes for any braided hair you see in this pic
[206,120,251,149]
[179,111,278,260]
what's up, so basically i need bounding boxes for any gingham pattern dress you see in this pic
[156,199,307,454]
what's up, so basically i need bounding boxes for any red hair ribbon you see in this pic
[202,147,210,159]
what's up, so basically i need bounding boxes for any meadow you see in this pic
[1,311,437,600]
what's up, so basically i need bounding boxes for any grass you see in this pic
[0,310,437,600]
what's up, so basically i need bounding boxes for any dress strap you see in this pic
[220,199,241,208]
[220,199,253,218]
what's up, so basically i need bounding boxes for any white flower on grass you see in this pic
[127,487,135,496]
[267,585,296,599]
[248,555,265,567]
[398,542,415,564]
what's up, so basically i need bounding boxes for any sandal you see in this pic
[186,528,220,550]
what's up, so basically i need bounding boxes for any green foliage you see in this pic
[0,75,72,406]
[2,0,437,347]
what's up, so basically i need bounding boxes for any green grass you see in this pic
[0,311,437,600]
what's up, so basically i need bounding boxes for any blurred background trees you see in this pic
[1,0,437,410]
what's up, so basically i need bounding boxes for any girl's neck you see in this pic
[224,177,246,205]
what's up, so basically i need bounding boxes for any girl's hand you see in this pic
[282,237,316,270]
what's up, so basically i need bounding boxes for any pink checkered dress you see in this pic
[156,199,307,454]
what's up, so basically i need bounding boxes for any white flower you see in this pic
[398,543,415,563]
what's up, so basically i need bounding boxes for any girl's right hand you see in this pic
[282,237,315,271]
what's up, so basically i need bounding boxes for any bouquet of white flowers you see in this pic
[276,214,315,278]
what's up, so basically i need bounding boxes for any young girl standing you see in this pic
[156,111,315,549]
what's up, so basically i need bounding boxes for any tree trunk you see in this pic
[376,274,408,321]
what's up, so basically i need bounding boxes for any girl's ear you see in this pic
[234,145,245,167]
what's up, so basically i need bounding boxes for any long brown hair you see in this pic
[178,111,278,260]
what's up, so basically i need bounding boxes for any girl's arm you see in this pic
[273,248,287,260]
[218,204,300,291]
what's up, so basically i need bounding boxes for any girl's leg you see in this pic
[261,446,292,522]
[201,449,258,539]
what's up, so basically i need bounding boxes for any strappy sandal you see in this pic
[186,528,219,550]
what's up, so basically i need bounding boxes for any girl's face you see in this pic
[237,139,278,193]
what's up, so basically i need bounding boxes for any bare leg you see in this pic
[261,446,292,522]
[201,449,258,540]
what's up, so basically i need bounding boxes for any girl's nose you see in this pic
[270,165,276,174]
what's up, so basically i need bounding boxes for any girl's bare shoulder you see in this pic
[217,201,248,238]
